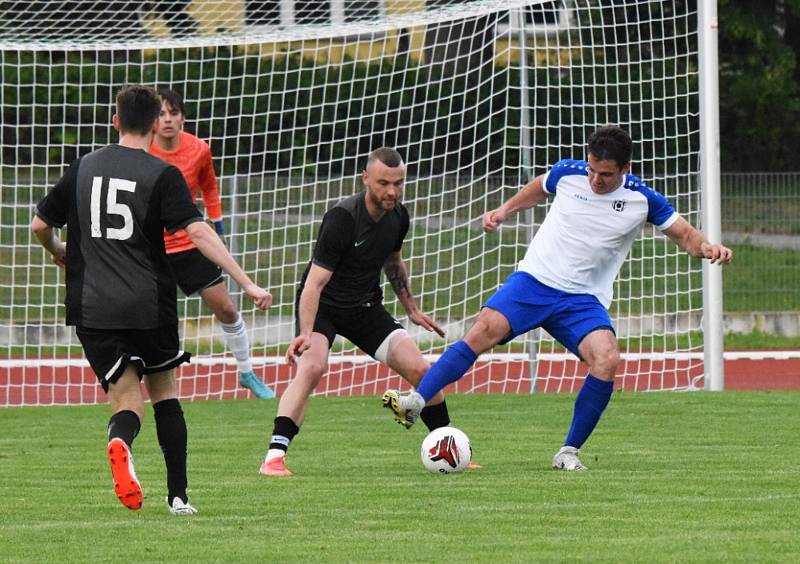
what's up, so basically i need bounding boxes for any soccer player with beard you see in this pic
[259,147,475,476]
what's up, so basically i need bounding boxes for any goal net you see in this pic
[0,0,703,406]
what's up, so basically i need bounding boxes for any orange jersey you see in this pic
[150,130,222,254]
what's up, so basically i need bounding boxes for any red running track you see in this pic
[1,357,798,406]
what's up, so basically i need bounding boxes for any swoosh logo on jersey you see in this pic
[354,239,367,247]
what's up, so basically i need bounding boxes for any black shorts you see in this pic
[76,325,191,392]
[167,248,224,296]
[296,300,403,358]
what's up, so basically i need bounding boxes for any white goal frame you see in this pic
[0,1,727,405]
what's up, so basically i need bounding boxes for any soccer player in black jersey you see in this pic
[260,147,471,476]
[32,84,271,514]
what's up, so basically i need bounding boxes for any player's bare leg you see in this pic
[384,332,481,468]
[383,308,509,429]
[260,333,329,476]
[106,367,145,510]
[199,282,274,399]
[553,329,620,471]
[382,331,445,427]
[145,369,196,514]
[384,332,445,405]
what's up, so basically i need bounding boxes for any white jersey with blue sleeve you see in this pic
[517,159,679,308]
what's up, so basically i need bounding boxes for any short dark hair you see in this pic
[367,147,404,168]
[158,88,186,116]
[587,126,633,169]
[115,85,161,135]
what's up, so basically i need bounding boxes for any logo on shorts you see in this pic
[354,239,367,247]
[612,200,626,212]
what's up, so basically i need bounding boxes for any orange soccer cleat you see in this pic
[107,438,143,510]
[259,455,293,477]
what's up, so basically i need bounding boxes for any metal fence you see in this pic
[721,172,800,312]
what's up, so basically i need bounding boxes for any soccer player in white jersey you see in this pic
[383,126,733,470]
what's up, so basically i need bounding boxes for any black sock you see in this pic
[269,416,300,453]
[107,410,141,448]
[153,398,188,504]
[420,400,451,431]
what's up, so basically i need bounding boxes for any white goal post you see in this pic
[0,0,720,406]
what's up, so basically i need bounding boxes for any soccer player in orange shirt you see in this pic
[151,89,274,399]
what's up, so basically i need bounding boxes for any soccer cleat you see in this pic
[259,455,293,477]
[167,496,198,515]
[381,390,424,429]
[552,445,588,471]
[239,371,276,399]
[107,438,143,510]
[467,461,482,469]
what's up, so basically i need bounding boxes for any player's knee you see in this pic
[465,317,504,353]
[214,303,239,324]
[298,361,327,385]
[592,348,621,378]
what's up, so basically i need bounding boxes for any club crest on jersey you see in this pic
[612,200,626,212]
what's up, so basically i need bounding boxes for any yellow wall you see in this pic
[139,1,575,68]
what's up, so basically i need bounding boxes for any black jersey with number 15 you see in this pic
[35,145,203,330]
[300,192,410,309]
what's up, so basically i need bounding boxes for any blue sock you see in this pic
[416,341,478,402]
[564,374,614,449]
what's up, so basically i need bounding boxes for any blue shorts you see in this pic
[483,271,614,358]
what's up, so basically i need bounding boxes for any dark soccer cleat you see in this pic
[107,438,143,510]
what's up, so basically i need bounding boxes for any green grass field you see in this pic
[2,393,799,562]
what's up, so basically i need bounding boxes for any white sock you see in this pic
[220,314,253,373]
[266,448,287,461]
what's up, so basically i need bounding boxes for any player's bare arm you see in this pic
[286,263,333,364]
[31,216,66,268]
[184,221,272,309]
[482,174,549,233]
[662,217,733,265]
[383,251,445,337]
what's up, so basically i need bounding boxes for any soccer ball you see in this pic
[420,426,471,474]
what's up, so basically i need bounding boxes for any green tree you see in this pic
[719,0,800,171]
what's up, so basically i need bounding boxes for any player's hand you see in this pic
[408,309,445,338]
[700,242,733,265]
[285,334,312,366]
[482,208,507,233]
[244,284,272,310]
[52,242,67,268]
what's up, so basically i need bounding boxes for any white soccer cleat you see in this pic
[552,446,588,471]
[381,390,424,429]
[167,496,198,515]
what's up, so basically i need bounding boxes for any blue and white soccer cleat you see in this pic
[239,371,276,399]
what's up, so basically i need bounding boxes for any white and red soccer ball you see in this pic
[420,426,471,474]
